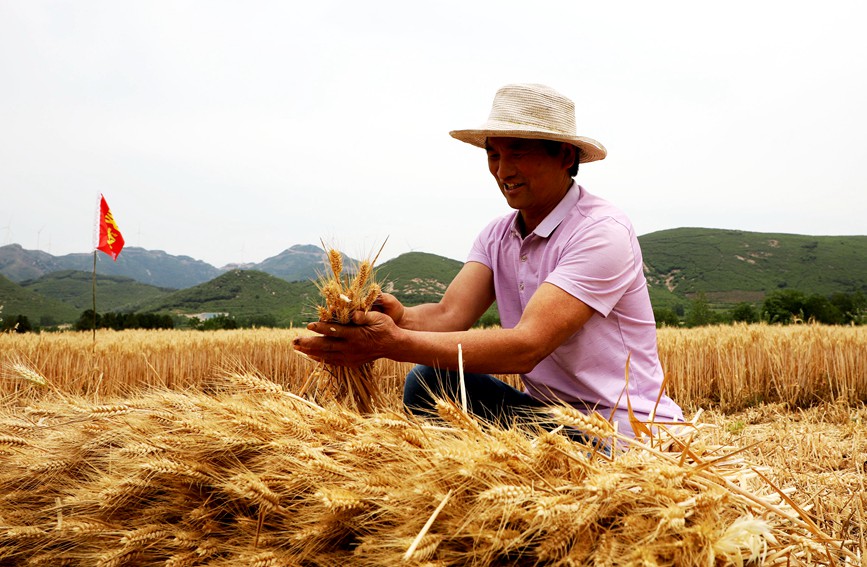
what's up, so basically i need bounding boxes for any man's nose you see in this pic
[496,157,517,180]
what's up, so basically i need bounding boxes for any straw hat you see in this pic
[449,83,607,163]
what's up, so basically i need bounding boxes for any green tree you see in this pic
[475,304,501,328]
[2,314,33,333]
[653,308,681,328]
[829,292,866,325]
[200,315,238,330]
[762,289,808,324]
[240,314,278,328]
[803,294,843,324]
[685,293,717,327]
[135,313,175,330]
[730,302,759,324]
[75,310,101,331]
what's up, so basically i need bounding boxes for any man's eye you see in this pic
[487,154,499,160]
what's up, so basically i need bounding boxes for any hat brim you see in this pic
[449,126,607,164]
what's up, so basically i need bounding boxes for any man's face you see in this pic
[485,137,574,227]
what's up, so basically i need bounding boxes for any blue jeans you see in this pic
[403,364,546,427]
[403,365,591,445]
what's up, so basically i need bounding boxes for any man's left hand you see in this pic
[292,310,401,367]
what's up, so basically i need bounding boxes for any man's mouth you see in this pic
[503,183,523,191]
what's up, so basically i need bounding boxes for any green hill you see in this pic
[638,228,867,308]
[137,270,319,327]
[135,255,469,328]
[377,252,500,326]
[378,252,463,304]
[20,270,174,312]
[0,274,80,326]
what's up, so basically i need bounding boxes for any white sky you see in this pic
[2,1,865,267]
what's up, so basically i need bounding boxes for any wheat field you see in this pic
[2,323,865,408]
[0,324,865,565]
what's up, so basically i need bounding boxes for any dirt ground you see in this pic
[700,402,866,555]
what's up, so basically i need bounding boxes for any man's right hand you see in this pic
[370,292,406,326]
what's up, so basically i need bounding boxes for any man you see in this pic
[293,83,683,437]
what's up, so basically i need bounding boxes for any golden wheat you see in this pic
[0,372,860,565]
[658,322,867,409]
[0,319,865,563]
[3,323,864,409]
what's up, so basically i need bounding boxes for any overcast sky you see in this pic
[2,1,865,268]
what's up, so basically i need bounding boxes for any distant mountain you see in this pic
[377,251,500,325]
[0,273,80,325]
[3,229,867,327]
[0,244,222,289]
[248,244,330,282]
[20,270,173,312]
[0,243,351,289]
[638,228,867,308]
[0,244,67,282]
[220,262,257,271]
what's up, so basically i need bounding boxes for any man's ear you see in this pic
[562,143,577,171]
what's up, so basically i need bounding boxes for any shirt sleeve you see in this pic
[544,217,636,317]
[466,217,501,270]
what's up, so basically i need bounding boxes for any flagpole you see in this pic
[92,194,123,350]
[92,250,97,347]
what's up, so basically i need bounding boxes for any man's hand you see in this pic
[292,310,403,367]
[370,292,406,326]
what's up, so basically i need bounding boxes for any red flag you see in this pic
[96,195,125,261]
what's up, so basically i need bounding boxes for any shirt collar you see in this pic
[509,182,581,239]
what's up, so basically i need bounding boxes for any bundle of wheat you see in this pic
[298,247,386,414]
[0,368,857,566]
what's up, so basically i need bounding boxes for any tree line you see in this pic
[2,309,279,333]
[3,288,864,334]
[655,289,866,328]
[72,311,280,331]
[74,310,175,331]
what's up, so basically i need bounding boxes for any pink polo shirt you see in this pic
[467,184,683,435]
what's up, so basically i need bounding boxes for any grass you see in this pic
[725,419,746,435]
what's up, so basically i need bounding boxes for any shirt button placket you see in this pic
[518,244,529,303]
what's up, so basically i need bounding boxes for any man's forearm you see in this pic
[398,303,478,332]
[389,326,542,375]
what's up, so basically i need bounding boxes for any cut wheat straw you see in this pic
[0,370,859,566]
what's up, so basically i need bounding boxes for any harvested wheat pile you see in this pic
[0,371,857,566]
